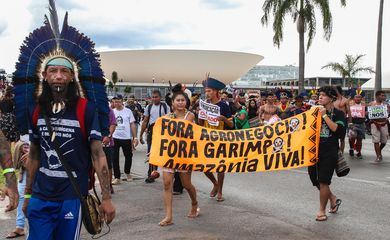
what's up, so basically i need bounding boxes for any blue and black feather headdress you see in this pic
[12,0,109,136]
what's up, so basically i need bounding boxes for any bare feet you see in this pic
[158,217,173,227]
[210,185,218,198]
[188,201,200,218]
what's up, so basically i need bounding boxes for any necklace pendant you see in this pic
[51,131,56,142]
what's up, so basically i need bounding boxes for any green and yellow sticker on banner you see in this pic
[150,108,321,173]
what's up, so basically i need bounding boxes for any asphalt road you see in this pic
[1,137,389,240]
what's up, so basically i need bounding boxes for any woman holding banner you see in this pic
[159,91,199,227]
[308,86,346,222]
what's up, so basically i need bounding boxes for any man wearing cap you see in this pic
[290,94,309,116]
[199,77,233,202]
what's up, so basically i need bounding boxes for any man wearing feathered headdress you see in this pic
[275,88,292,120]
[348,89,366,159]
[308,88,318,106]
[12,1,115,238]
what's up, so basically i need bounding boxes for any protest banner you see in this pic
[368,105,388,119]
[198,99,220,127]
[150,108,321,173]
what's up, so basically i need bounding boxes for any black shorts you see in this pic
[308,147,337,186]
[339,119,347,140]
[103,146,113,170]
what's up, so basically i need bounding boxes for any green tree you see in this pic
[375,0,384,93]
[112,71,118,95]
[107,81,114,95]
[261,0,346,93]
[124,86,132,97]
[321,54,374,87]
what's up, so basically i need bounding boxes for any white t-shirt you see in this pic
[144,103,170,125]
[113,108,135,139]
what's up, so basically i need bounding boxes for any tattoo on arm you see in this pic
[91,140,111,200]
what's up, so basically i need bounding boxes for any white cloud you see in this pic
[0,0,388,81]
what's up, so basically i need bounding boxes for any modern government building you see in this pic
[99,49,375,100]
[1,49,384,100]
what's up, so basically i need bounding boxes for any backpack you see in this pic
[32,98,96,190]
[147,102,168,127]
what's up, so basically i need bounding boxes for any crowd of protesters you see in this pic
[2,78,390,236]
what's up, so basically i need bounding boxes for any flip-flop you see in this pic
[315,215,328,221]
[216,196,224,202]
[188,208,200,218]
[6,231,25,239]
[158,220,174,227]
[329,199,342,214]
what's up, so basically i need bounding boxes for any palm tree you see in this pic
[261,0,346,93]
[321,54,374,87]
[375,0,384,93]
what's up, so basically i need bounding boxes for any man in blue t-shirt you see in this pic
[199,77,233,202]
[23,58,115,239]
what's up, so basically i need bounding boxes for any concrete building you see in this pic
[100,49,263,99]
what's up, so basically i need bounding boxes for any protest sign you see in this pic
[198,99,220,127]
[150,108,321,172]
[368,105,388,119]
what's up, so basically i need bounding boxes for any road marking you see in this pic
[290,169,390,187]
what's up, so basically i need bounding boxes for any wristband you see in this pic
[322,114,328,119]
[2,168,15,175]
[24,194,32,199]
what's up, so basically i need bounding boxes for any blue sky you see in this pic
[0,0,388,80]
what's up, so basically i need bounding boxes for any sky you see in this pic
[0,0,388,80]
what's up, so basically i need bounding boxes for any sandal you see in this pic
[158,219,173,227]
[315,215,328,221]
[329,199,342,214]
[216,196,224,202]
[188,201,200,218]
[6,231,25,239]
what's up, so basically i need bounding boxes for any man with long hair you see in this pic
[10,1,115,238]
[22,59,115,239]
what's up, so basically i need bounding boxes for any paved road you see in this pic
[1,137,389,240]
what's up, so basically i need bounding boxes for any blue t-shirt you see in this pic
[29,101,101,201]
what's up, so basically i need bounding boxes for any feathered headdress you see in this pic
[348,86,365,98]
[275,88,292,100]
[308,88,317,97]
[12,0,109,136]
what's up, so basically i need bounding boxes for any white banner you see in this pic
[198,99,220,126]
[368,105,388,119]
